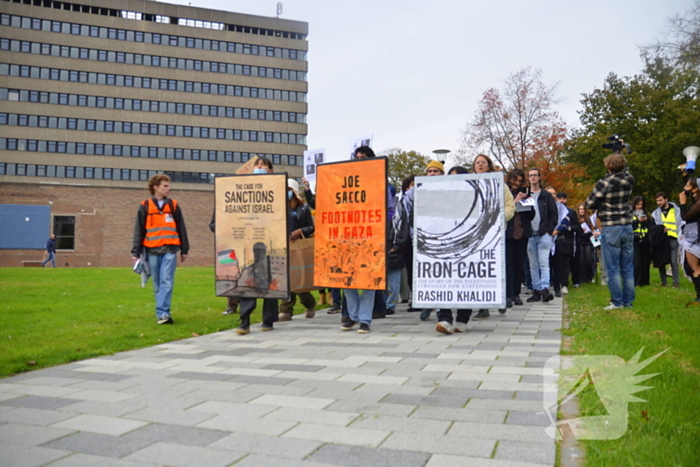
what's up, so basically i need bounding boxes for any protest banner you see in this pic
[214,173,289,300]
[412,172,506,308]
[303,148,325,183]
[314,158,387,289]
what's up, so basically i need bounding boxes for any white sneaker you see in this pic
[435,321,454,334]
[452,322,468,333]
[561,286,569,295]
[603,304,622,310]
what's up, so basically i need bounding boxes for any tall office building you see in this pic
[0,0,308,267]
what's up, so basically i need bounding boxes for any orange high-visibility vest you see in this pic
[142,198,181,248]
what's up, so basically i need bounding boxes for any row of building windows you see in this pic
[0,162,220,184]
[0,63,307,103]
[0,137,303,166]
[1,37,307,82]
[0,11,307,60]
[0,113,307,145]
[0,88,306,124]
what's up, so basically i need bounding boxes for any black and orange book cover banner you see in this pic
[314,157,387,289]
[214,173,290,300]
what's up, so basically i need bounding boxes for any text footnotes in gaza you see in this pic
[314,158,387,290]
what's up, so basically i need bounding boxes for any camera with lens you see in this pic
[602,135,631,154]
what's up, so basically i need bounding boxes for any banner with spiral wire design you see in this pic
[412,172,506,308]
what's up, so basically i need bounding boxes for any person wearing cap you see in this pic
[278,179,318,321]
[415,160,445,321]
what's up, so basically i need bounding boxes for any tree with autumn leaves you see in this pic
[458,67,589,203]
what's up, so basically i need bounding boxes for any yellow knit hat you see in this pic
[426,160,445,174]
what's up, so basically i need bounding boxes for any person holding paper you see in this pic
[506,168,535,307]
[631,196,653,286]
[572,204,596,286]
[525,168,558,304]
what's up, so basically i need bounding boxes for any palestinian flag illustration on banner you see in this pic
[218,249,238,265]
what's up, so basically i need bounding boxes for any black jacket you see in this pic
[506,187,535,240]
[290,203,314,237]
[527,188,559,236]
[387,202,410,270]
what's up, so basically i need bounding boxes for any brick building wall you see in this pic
[0,182,215,267]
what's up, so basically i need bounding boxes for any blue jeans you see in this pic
[148,252,177,319]
[41,252,55,268]
[344,289,375,325]
[386,269,402,311]
[330,288,341,306]
[601,225,635,307]
[527,234,552,290]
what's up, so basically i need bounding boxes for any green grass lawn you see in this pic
[0,267,326,378]
[563,279,700,467]
[2,267,698,466]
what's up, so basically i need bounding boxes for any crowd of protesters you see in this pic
[132,149,700,332]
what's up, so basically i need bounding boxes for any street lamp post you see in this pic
[432,149,451,166]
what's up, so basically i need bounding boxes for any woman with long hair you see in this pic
[631,196,653,286]
[679,177,700,302]
[278,179,317,321]
[572,204,596,286]
[470,154,514,320]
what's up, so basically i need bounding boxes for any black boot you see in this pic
[513,295,523,306]
[526,290,541,302]
[542,288,554,302]
[693,276,700,302]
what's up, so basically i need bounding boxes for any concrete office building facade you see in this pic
[0,0,308,267]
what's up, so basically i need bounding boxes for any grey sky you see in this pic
[168,0,692,166]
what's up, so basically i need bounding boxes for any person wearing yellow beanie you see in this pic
[426,160,445,176]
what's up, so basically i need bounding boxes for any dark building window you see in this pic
[54,216,75,250]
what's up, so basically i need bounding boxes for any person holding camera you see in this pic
[585,153,636,309]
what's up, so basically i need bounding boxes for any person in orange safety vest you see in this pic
[131,174,189,324]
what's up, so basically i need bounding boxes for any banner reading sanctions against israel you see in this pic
[314,158,387,290]
[214,173,289,300]
[413,172,506,308]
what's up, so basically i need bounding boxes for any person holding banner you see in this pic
[235,157,280,334]
[471,155,515,320]
[279,179,318,321]
[336,145,384,333]
[417,160,447,322]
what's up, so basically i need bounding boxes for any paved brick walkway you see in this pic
[0,297,562,467]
